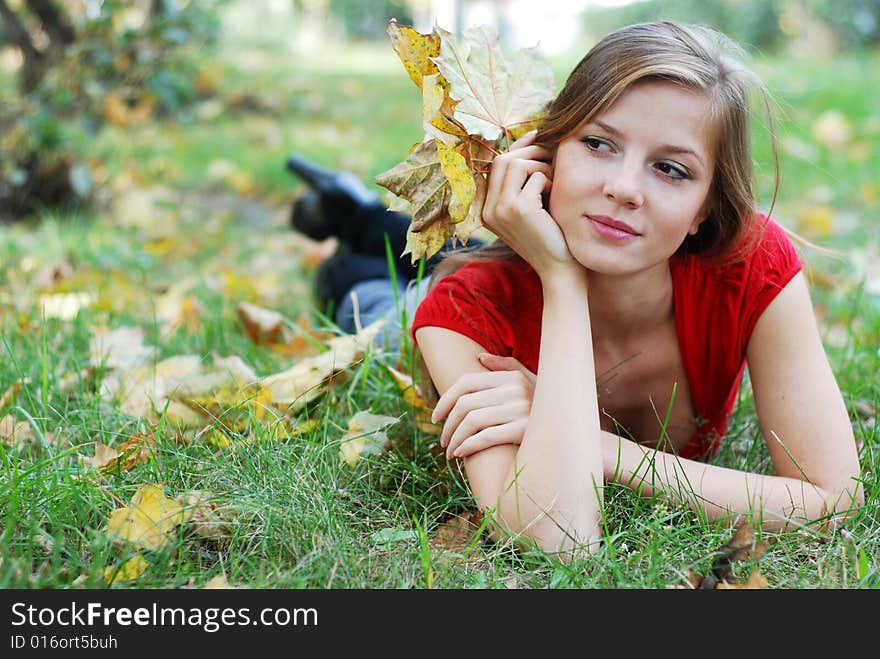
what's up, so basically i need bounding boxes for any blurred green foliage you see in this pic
[0,0,225,218]
[582,0,880,52]
[327,0,412,40]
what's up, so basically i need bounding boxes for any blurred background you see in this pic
[1,0,878,323]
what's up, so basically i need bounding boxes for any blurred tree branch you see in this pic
[0,0,47,90]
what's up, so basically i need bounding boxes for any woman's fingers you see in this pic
[508,129,539,150]
[454,418,529,458]
[477,353,537,381]
[431,370,519,423]
[444,401,529,459]
[439,385,512,447]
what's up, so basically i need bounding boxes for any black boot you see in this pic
[287,154,378,243]
[314,242,393,315]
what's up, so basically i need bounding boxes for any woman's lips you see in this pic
[587,215,640,241]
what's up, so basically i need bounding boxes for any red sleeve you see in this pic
[672,216,803,461]
[739,218,803,353]
[410,260,518,356]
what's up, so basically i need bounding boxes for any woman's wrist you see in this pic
[540,266,589,299]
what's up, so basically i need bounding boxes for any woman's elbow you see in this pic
[487,497,603,559]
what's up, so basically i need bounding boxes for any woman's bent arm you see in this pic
[493,270,604,554]
[416,271,604,557]
[605,272,863,530]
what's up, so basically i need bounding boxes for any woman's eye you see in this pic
[581,136,611,152]
[655,161,689,180]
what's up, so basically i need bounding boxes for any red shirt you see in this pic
[411,218,802,461]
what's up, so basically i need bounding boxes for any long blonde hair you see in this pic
[431,20,779,281]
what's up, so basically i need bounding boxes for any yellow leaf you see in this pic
[339,410,400,467]
[386,366,442,436]
[437,141,476,224]
[402,215,453,264]
[388,20,441,90]
[811,110,852,150]
[85,433,156,473]
[422,72,467,145]
[0,415,35,447]
[0,379,27,411]
[203,574,233,589]
[177,491,233,543]
[375,139,448,232]
[715,566,769,589]
[105,484,187,550]
[261,320,385,414]
[104,554,149,584]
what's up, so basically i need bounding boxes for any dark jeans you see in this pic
[317,201,482,348]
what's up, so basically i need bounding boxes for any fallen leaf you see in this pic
[261,320,385,414]
[796,205,834,237]
[386,366,442,435]
[104,554,149,584]
[715,566,769,589]
[430,510,484,553]
[0,415,35,448]
[0,379,28,411]
[690,520,770,589]
[237,301,289,344]
[105,484,188,550]
[177,491,233,543]
[338,410,399,467]
[203,574,233,589]
[96,433,156,473]
[90,326,157,371]
[82,441,120,470]
[40,292,95,320]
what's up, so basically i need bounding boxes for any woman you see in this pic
[294,21,863,559]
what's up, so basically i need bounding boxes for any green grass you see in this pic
[1,29,878,589]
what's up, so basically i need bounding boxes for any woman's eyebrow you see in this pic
[590,119,706,167]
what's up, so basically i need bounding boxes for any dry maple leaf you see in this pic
[688,520,770,589]
[104,554,149,585]
[338,410,400,467]
[433,24,555,142]
[177,490,233,544]
[237,301,289,345]
[261,320,385,414]
[105,484,189,550]
[0,379,28,411]
[430,509,484,553]
[386,365,442,436]
[376,21,554,264]
[203,574,234,589]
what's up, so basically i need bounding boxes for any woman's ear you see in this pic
[687,213,707,236]
[688,201,712,235]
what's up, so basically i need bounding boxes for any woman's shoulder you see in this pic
[433,256,541,300]
[674,215,801,285]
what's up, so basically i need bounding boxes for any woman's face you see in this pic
[548,80,716,277]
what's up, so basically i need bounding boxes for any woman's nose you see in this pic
[602,162,644,209]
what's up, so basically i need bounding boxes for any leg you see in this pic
[335,276,432,352]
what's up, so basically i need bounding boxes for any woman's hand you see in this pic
[482,131,583,281]
[430,353,537,459]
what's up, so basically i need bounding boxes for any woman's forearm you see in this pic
[496,272,604,555]
[601,432,860,531]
